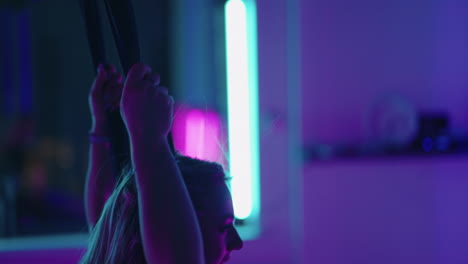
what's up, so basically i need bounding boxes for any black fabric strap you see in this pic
[80,0,176,176]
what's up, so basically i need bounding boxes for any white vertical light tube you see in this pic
[225,0,260,222]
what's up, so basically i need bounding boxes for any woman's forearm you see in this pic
[131,136,204,264]
[85,124,116,228]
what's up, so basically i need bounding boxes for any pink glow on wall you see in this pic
[172,106,226,166]
[185,110,206,159]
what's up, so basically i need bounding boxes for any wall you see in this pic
[301,0,468,145]
[301,0,468,263]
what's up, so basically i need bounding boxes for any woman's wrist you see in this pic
[130,134,169,153]
[89,120,111,145]
[131,135,174,183]
[89,133,111,144]
[90,120,110,134]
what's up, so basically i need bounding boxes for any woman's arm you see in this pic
[85,65,122,228]
[121,63,204,264]
[133,137,204,264]
[85,121,115,228]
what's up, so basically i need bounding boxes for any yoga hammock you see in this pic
[79,0,175,176]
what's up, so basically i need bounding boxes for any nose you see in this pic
[227,227,243,251]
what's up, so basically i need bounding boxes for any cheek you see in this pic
[204,236,225,261]
[199,222,227,263]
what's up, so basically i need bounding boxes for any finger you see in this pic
[158,86,169,95]
[125,62,152,87]
[92,64,109,92]
[106,91,121,110]
[158,88,174,106]
[110,83,124,109]
[103,64,118,80]
[108,72,123,84]
[143,72,160,86]
[104,63,117,73]
[149,86,169,99]
[108,82,122,101]
[168,96,175,121]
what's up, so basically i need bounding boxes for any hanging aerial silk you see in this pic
[79,0,175,176]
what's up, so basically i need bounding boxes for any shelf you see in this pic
[304,137,468,163]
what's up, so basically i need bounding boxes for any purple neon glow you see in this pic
[172,106,226,166]
[185,109,204,158]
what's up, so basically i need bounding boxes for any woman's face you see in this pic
[197,182,243,264]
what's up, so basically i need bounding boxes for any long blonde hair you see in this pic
[80,155,228,264]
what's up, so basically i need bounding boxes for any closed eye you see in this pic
[221,214,235,232]
[221,223,234,232]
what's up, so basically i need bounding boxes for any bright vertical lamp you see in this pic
[225,0,260,224]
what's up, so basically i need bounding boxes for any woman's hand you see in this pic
[89,64,124,130]
[120,63,173,142]
[86,65,122,228]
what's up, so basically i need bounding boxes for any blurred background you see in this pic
[2,0,468,263]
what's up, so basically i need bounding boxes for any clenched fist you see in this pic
[120,63,174,142]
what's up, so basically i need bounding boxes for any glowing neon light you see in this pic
[185,109,206,159]
[225,0,260,221]
[172,107,225,165]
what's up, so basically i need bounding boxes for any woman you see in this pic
[80,63,243,263]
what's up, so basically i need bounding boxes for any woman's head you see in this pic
[80,155,243,264]
[177,156,244,263]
